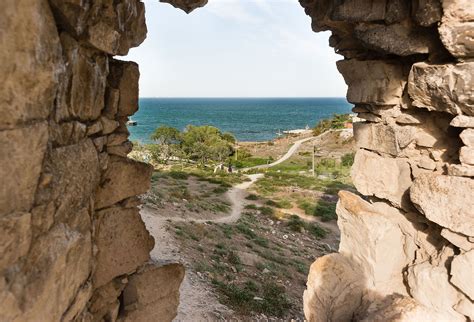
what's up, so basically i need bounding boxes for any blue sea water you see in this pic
[129,98,352,143]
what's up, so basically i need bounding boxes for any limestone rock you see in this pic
[331,0,409,23]
[460,146,474,165]
[362,294,465,321]
[408,62,474,116]
[303,253,365,322]
[160,0,208,13]
[451,115,474,128]
[95,156,152,209]
[108,60,140,117]
[460,129,474,146]
[351,149,412,207]
[448,164,474,177]
[61,282,93,322]
[87,120,103,136]
[441,229,474,252]
[48,0,90,36]
[121,262,185,322]
[354,22,439,56]
[337,59,407,105]
[407,262,466,320]
[415,131,437,147]
[337,191,416,296]
[0,212,31,271]
[93,206,154,287]
[412,0,442,26]
[7,224,92,321]
[0,123,48,215]
[0,0,61,130]
[100,117,119,135]
[50,121,87,146]
[86,0,147,55]
[107,141,134,157]
[357,112,382,123]
[439,22,474,59]
[450,250,474,300]
[396,113,422,125]
[46,140,100,227]
[55,33,108,122]
[89,278,126,320]
[410,174,474,236]
[354,122,399,156]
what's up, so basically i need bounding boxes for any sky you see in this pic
[124,0,347,98]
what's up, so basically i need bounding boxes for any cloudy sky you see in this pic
[125,0,347,97]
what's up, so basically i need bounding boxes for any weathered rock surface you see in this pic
[108,60,140,117]
[303,253,365,322]
[160,0,208,13]
[93,206,154,287]
[460,146,474,165]
[351,149,412,207]
[0,0,61,130]
[408,62,474,116]
[121,262,185,322]
[0,212,31,271]
[450,250,474,300]
[410,174,474,236]
[451,115,474,128]
[337,59,407,105]
[95,156,153,209]
[0,123,48,215]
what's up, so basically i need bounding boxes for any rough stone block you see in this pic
[351,149,412,207]
[161,0,208,13]
[108,60,140,117]
[408,62,474,115]
[0,212,31,271]
[441,229,474,252]
[121,261,185,322]
[93,206,154,288]
[6,224,92,321]
[412,0,442,26]
[460,129,474,146]
[107,141,134,157]
[407,262,467,320]
[95,156,152,209]
[451,250,474,300]
[410,174,474,236]
[46,140,100,227]
[55,33,108,122]
[0,123,48,215]
[439,22,474,59]
[448,164,474,177]
[303,253,365,322]
[337,191,416,296]
[337,59,407,106]
[460,146,474,165]
[451,115,474,128]
[354,122,399,155]
[0,0,61,130]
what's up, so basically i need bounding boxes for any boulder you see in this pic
[121,261,185,322]
[337,59,407,106]
[0,0,61,130]
[0,123,48,215]
[303,253,365,322]
[95,156,152,209]
[410,174,474,236]
[351,149,412,207]
[100,116,119,135]
[448,164,474,177]
[337,191,416,296]
[93,206,154,288]
[450,250,474,300]
[439,22,474,59]
[408,62,474,116]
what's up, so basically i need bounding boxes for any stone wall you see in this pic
[1,1,183,321]
[299,0,474,320]
[1,0,473,321]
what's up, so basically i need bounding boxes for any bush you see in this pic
[169,171,189,180]
[341,152,355,167]
[259,206,274,216]
[245,194,259,200]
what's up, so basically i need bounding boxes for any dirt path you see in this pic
[242,136,315,171]
[140,173,263,321]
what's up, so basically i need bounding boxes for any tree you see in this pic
[149,126,181,163]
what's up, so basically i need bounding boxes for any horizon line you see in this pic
[139,96,347,99]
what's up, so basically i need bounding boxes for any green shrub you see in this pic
[259,206,274,216]
[341,152,355,167]
[245,194,259,200]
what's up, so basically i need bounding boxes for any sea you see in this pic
[128,97,353,143]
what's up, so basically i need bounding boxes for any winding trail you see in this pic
[242,136,315,171]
